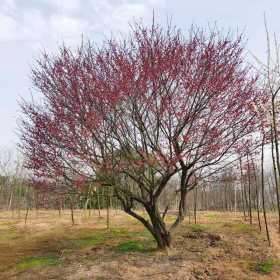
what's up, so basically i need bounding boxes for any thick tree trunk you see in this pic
[153,229,171,249]
[116,172,191,250]
[146,203,172,249]
[123,205,171,250]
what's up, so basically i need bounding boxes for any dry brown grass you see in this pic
[0,209,279,280]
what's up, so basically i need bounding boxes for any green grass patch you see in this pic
[106,227,152,240]
[189,224,206,233]
[70,234,104,248]
[133,229,153,239]
[62,227,153,251]
[69,228,150,248]
[233,223,252,233]
[16,255,59,270]
[249,258,280,274]
[114,240,152,253]
[205,213,218,220]
[108,228,129,236]
[115,240,144,252]
[105,228,137,239]
[222,222,252,234]
[0,230,18,241]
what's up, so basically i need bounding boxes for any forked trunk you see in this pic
[149,210,172,249]
[123,204,172,250]
[153,229,171,249]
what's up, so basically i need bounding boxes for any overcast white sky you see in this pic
[0,0,279,150]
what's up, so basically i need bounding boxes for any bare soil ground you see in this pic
[0,209,279,280]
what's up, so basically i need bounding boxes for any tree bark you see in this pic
[69,197,75,226]
[261,138,271,246]
[97,193,101,218]
[239,158,248,220]
[194,186,197,224]
[251,156,262,232]
[106,187,110,230]
[271,127,280,232]
[247,155,252,225]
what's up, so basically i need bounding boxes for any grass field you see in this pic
[0,209,280,280]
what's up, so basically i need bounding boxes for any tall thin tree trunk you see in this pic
[24,186,30,225]
[106,187,110,229]
[271,126,280,232]
[70,197,75,226]
[267,180,276,211]
[234,184,237,214]
[24,207,29,225]
[188,206,191,224]
[261,138,271,246]
[194,186,197,224]
[97,193,101,218]
[251,156,262,232]
[240,181,247,221]
[240,158,248,221]
[8,189,13,211]
[247,155,252,225]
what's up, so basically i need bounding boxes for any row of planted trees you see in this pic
[1,161,279,234]
[1,147,280,246]
[11,20,280,249]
